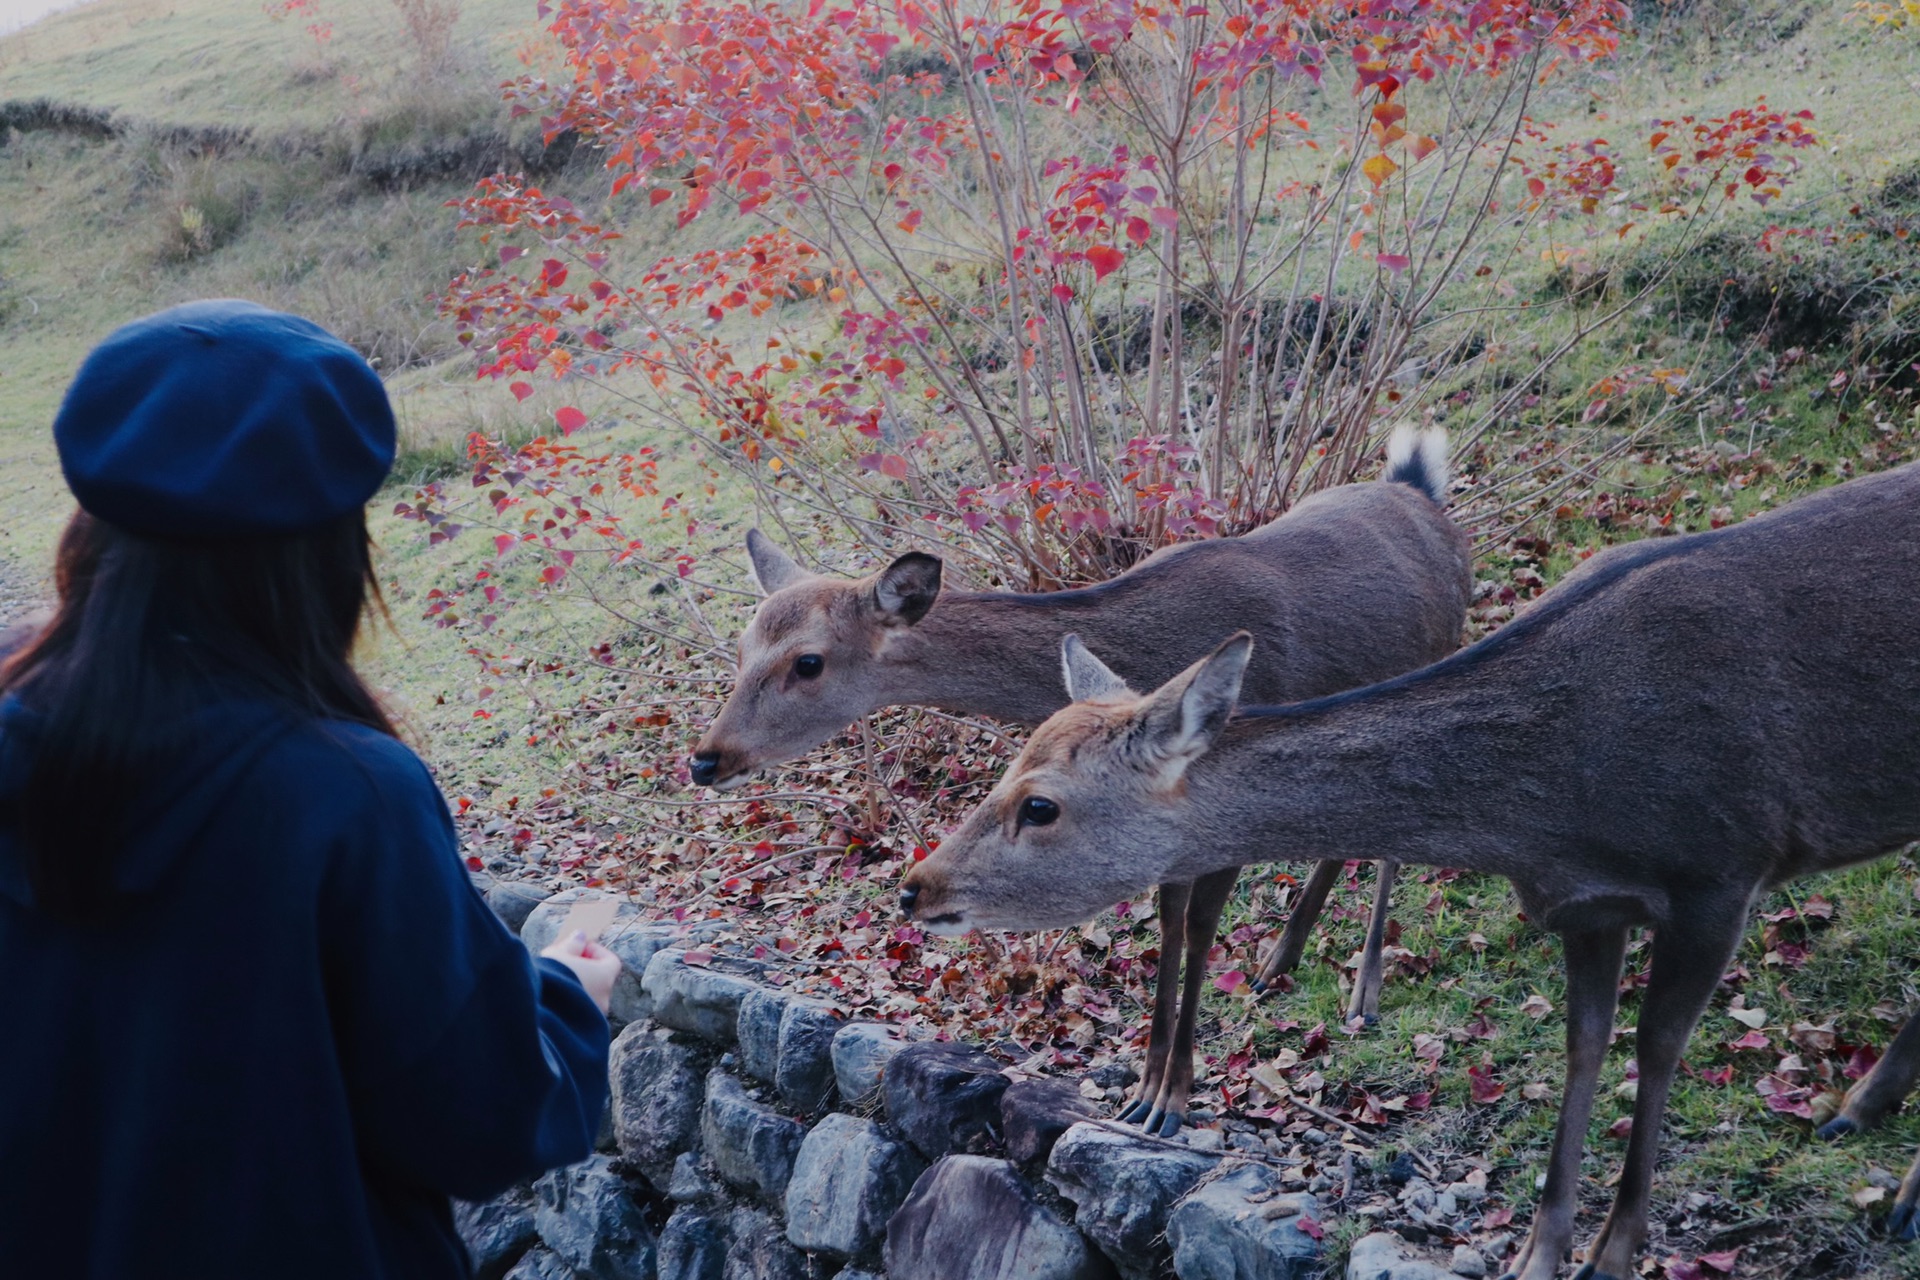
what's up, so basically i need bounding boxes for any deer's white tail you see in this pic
[1385,425,1451,506]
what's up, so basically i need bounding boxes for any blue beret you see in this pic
[54,301,396,538]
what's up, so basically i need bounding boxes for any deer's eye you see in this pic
[1017,796,1060,829]
[794,653,825,679]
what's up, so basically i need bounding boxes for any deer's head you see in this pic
[898,631,1253,933]
[690,529,945,788]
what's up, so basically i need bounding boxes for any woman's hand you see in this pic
[539,931,622,1015]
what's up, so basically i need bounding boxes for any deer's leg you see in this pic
[1574,912,1746,1280]
[1890,1143,1920,1242]
[1141,868,1239,1138]
[1252,858,1343,993]
[1345,860,1400,1025]
[1119,880,1191,1124]
[1818,1012,1920,1140]
[1501,926,1627,1280]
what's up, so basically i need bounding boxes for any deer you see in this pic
[899,457,1920,1280]
[692,426,1472,1133]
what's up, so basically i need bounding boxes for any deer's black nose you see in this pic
[688,752,721,787]
[899,884,920,918]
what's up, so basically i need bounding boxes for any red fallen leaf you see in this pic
[1605,1116,1633,1139]
[1300,1023,1330,1057]
[1085,244,1125,280]
[510,381,534,402]
[1699,1249,1740,1273]
[1213,969,1249,995]
[465,856,484,871]
[682,950,713,967]
[1727,1030,1770,1051]
[1482,1206,1513,1229]
[1377,253,1410,273]
[1845,1044,1880,1080]
[1694,1064,1734,1086]
[1463,1014,1498,1039]
[555,406,588,435]
[1295,1215,1325,1241]
[1468,1060,1505,1104]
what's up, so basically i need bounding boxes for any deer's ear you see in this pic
[873,552,943,626]
[746,528,808,595]
[1061,634,1132,702]
[1129,631,1253,781]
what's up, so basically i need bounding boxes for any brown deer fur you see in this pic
[694,428,1471,1130]
[903,459,1920,1279]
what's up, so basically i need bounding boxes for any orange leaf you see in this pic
[1361,154,1398,187]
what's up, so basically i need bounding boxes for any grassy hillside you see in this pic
[7,0,1920,1277]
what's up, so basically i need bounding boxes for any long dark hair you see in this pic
[0,508,394,916]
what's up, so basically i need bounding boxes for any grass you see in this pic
[6,0,1920,1275]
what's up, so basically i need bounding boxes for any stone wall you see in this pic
[460,887,1328,1280]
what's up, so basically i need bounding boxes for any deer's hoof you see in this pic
[1815,1116,1858,1142]
[1116,1098,1147,1123]
[1138,1107,1182,1138]
[1889,1201,1919,1243]
[1569,1264,1624,1280]
[1249,977,1268,995]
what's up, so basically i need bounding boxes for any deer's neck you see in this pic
[1176,664,1568,892]
[889,591,1112,726]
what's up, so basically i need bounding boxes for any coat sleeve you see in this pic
[316,728,611,1202]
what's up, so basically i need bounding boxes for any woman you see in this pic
[0,302,620,1278]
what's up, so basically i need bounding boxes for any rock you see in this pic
[1180,1130,1225,1153]
[1085,1064,1138,1091]
[455,1187,540,1280]
[1347,1233,1454,1280]
[725,1206,810,1280]
[884,1043,1011,1161]
[833,1022,913,1107]
[838,1272,884,1280]
[647,950,760,1042]
[1002,1078,1100,1166]
[1449,1248,1486,1279]
[885,1155,1116,1280]
[533,1156,657,1280]
[776,1000,843,1114]
[702,1070,807,1201]
[658,1208,730,1280]
[1166,1162,1320,1280]
[785,1113,928,1258]
[737,988,791,1084]
[1380,1153,1418,1187]
[1047,1122,1216,1280]
[488,881,552,934]
[670,1152,725,1205]
[505,1248,578,1280]
[609,1022,710,1185]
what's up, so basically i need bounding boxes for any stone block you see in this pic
[504,1248,577,1280]
[647,950,759,1042]
[832,1022,913,1107]
[487,881,552,934]
[1047,1122,1216,1280]
[1166,1162,1319,1280]
[784,1113,927,1259]
[701,1070,807,1202]
[609,1021,710,1185]
[1347,1233,1455,1280]
[885,1155,1115,1280]
[658,1208,729,1280]
[724,1206,810,1280]
[884,1042,1009,1161]
[669,1152,725,1206]
[737,987,791,1084]
[455,1186,540,1280]
[1001,1078,1099,1165]
[776,1000,842,1114]
[532,1155,657,1280]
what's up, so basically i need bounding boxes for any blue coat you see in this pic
[0,697,611,1278]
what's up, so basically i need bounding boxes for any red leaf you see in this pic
[465,856,484,871]
[1125,216,1151,246]
[1295,1215,1325,1241]
[555,406,588,436]
[1605,1116,1633,1139]
[1468,1060,1505,1104]
[1214,969,1249,996]
[510,381,534,402]
[1085,244,1125,280]
[1728,1030,1770,1051]
[1376,253,1410,273]
[650,188,673,206]
[1700,1249,1740,1274]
